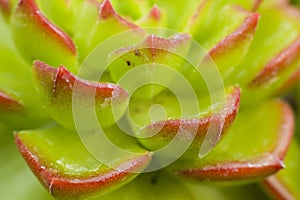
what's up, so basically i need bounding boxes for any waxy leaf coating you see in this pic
[109,33,191,99]
[137,86,240,159]
[169,100,294,182]
[0,0,300,199]
[33,61,129,131]
[15,126,152,199]
[0,90,23,111]
[11,0,77,71]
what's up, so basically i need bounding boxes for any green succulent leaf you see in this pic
[73,0,144,62]
[169,100,294,182]
[137,86,240,159]
[0,90,24,111]
[186,3,252,51]
[33,61,129,131]
[1,0,300,199]
[208,12,259,76]
[110,0,150,20]
[0,44,50,128]
[14,125,152,199]
[145,0,201,30]
[243,36,300,105]
[35,0,82,35]
[109,33,191,99]
[10,0,77,72]
[226,1,300,91]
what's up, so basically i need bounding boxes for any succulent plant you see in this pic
[1,0,300,199]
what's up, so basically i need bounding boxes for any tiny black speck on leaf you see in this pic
[126,60,131,66]
[150,176,158,185]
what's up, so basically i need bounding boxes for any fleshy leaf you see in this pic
[145,0,201,30]
[0,90,24,111]
[109,33,191,99]
[137,86,240,159]
[208,12,259,75]
[226,1,300,88]
[72,0,101,62]
[73,0,144,62]
[0,45,50,129]
[110,0,150,20]
[0,4,15,50]
[169,100,294,182]
[263,140,300,200]
[33,61,129,131]
[185,3,253,51]
[250,37,300,87]
[242,36,300,105]
[10,0,77,71]
[35,0,82,34]
[15,126,152,199]
[94,0,142,42]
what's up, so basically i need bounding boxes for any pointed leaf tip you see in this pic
[11,0,77,69]
[33,61,128,130]
[250,37,300,88]
[209,12,259,59]
[148,5,161,21]
[0,0,11,16]
[207,11,259,76]
[99,0,139,29]
[17,0,76,54]
[99,0,115,19]
[0,90,24,111]
[137,5,166,28]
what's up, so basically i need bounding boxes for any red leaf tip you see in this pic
[98,0,139,30]
[0,91,24,111]
[148,5,161,21]
[250,37,300,88]
[16,0,77,55]
[209,12,259,59]
[0,0,11,15]
[99,0,115,19]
